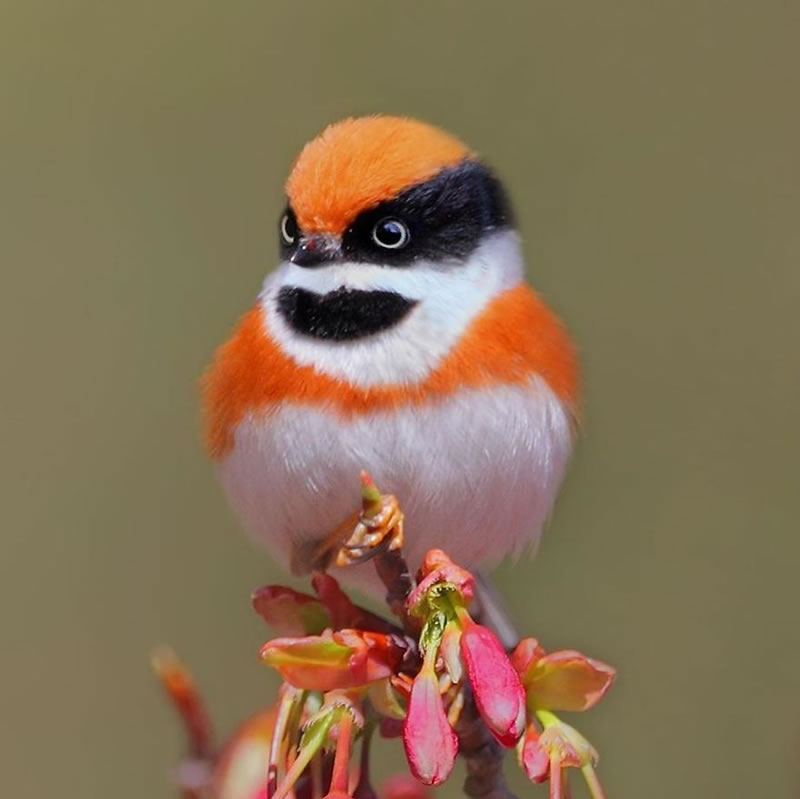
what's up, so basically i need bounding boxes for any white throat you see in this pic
[259,230,525,389]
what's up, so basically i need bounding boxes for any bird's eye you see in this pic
[372,218,410,250]
[280,211,298,246]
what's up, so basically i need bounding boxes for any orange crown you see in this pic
[286,116,472,235]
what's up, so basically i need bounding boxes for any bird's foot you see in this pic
[289,510,362,575]
[335,490,405,567]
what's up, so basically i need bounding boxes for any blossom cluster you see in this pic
[157,474,615,799]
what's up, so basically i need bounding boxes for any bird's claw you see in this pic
[336,494,404,568]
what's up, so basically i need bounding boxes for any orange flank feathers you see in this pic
[204,284,579,458]
[286,116,471,235]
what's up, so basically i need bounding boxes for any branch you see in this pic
[456,685,518,799]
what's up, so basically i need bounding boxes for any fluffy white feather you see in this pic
[217,377,573,597]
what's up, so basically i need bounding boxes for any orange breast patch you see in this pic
[203,283,579,458]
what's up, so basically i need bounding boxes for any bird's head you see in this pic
[261,116,525,386]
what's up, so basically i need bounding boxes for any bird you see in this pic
[203,115,578,598]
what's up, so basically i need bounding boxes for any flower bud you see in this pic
[518,724,550,784]
[403,665,458,785]
[459,620,526,746]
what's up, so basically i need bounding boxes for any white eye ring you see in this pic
[372,217,410,250]
[280,213,297,246]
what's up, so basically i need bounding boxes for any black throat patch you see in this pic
[276,286,418,341]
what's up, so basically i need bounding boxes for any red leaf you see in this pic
[251,585,331,636]
[312,572,398,633]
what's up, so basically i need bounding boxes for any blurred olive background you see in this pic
[2,1,799,797]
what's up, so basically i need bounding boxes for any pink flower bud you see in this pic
[518,724,550,784]
[403,667,458,785]
[459,621,526,747]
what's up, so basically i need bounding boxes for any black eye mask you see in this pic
[277,286,418,341]
[279,160,513,267]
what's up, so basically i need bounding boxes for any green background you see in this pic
[2,2,799,797]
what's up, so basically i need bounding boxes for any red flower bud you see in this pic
[459,620,526,747]
[518,724,550,783]
[403,666,458,784]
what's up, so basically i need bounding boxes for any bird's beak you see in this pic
[290,234,340,268]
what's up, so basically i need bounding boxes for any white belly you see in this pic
[218,377,573,596]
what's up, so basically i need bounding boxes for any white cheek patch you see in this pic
[259,230,525,389]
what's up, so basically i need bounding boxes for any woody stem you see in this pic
[373,548,415,629]
[455,684,518,799]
